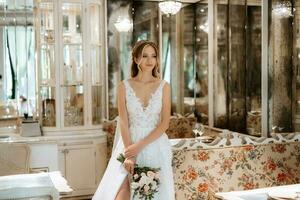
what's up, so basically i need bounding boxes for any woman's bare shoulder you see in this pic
[126,78,134,84]
[162,81,170,89]
[117,80,126,91]
[162,80,169,85]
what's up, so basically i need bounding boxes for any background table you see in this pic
[215,184,300,200]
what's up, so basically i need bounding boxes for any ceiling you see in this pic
[134,0,262,5]
[134,0,202,3]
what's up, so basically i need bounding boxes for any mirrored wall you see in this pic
[107,0,263,136]
[269,0,294,134]
[294,0,300,132]
[105,0,300,136]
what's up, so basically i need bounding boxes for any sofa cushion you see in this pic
[166,113,197,139]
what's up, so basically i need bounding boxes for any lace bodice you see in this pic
[123,79,166,130]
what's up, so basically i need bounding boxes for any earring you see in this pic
[137,64,142,72]
[155,65,159,75]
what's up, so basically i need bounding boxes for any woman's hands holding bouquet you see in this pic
[124,157,136,174]
[124,141,144,159]
[122,142,144,174]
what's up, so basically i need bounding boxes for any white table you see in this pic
[215,184,300,200]
[0,171,72,200]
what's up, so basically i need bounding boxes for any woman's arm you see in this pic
[124,83,171,158]
[117,82,133,148]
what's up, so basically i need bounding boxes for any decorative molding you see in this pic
[171,131,300,150]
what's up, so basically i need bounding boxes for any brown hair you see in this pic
[130,40,160,78]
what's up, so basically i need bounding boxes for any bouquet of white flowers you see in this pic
[117,153,160,200]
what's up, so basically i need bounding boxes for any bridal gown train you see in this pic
[92,79,175,200]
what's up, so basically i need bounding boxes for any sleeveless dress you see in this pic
[92,79,175,200]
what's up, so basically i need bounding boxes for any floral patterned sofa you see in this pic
[172,133,300,200]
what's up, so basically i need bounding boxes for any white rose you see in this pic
[133,174,139,180]
[141,172,146,177]
[139,176,147,186]
[154,172,160,179]
[141,175,152,185]
[145,176,152,185]
[151,181,157,190]
[131,182,140,189]
[147,171,155,178]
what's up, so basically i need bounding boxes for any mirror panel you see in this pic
[214,1,228,129]
[246,3,262,136]
[195,2,209,124]
[0,0,35,117]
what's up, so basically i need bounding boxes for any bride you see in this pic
[93,40,175,200]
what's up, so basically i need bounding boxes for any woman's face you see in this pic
[136,45,157,72]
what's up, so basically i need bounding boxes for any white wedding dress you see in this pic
[93,79,175,200]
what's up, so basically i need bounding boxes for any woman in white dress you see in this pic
[93,40,175,200]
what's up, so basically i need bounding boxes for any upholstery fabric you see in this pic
[173,142,300,200]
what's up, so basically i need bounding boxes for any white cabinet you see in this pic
[29,142,58,172]
[65,147,95,190]
[35,0,107,133]
[58,134,107,197]
[14,133,106,198]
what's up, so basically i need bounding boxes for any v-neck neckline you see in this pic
[127,79,163,111]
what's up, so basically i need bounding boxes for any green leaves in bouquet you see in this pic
[133,166,160,175]
[117,153,126,163]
